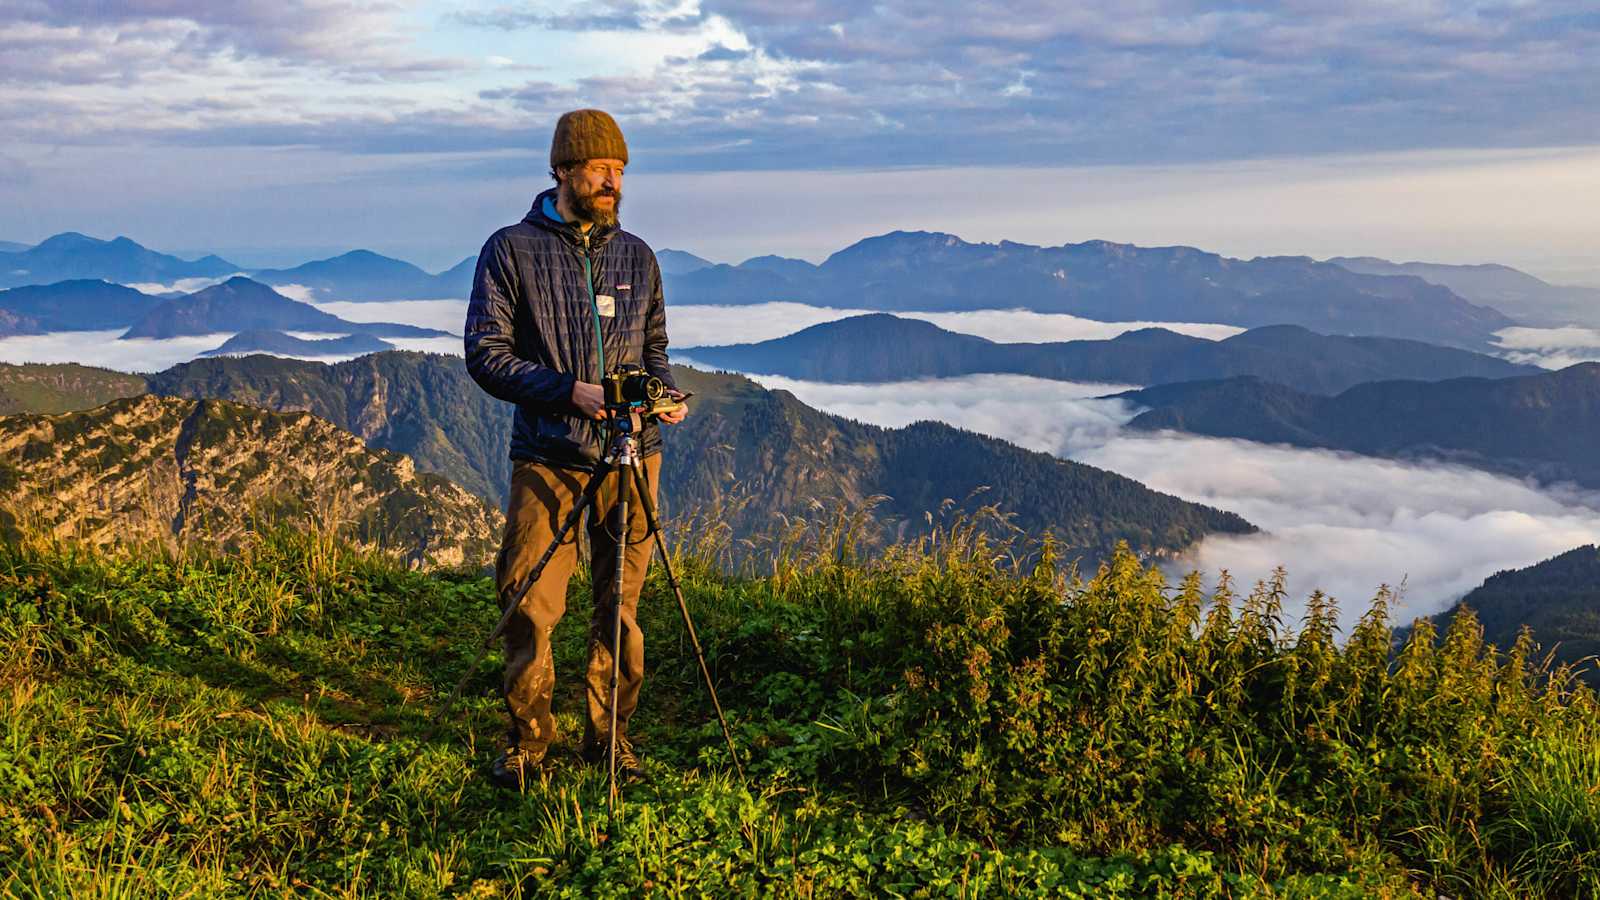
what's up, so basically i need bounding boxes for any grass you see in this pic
[1,517,1597,897]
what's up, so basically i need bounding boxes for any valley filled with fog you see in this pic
[5,291,1600,632]
[735,370,1600,629]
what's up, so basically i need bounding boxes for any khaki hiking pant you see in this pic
[495,453,661,754]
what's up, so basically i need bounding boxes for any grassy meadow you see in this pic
[2,515,1598,898]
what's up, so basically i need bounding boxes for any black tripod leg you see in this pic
[630,463,746,782]
[607,462,629,816]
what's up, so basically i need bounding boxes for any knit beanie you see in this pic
[549,109,629,167]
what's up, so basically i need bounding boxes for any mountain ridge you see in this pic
[0,232,240,289]
[141,352,1254,562]
[1433,545,1600,685]
[250,250,473,302]
[666,231,1515,348]
[0,279,166,332]
[1328,255,1600,328]
[684,313,1540,394]
[1119,363,1600,487]
[0,394,500,566]
[121,277,452,340]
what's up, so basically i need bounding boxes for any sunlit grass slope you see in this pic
[2,521,1597,898]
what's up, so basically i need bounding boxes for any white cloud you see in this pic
[901,310,1244,343]
[271,283,320,303]
[669,301,1243,347]
[123,274,243,295]
[387,335,465,356]
[0,330,234,372]
[740,373,1138,454]
[744,370,1600,630]
[0,326,465,372]
[1492,325,1600,369]
[311,298,466,333]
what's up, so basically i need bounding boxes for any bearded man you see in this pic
[463,108,687,790]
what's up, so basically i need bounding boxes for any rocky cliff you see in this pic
[0,395,500,568]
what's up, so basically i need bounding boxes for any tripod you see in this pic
[421,407,744,815]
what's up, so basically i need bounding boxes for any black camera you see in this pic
[602,364,684,417]
[602,364,665,405]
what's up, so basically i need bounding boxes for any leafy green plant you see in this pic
[1,519,1593,897]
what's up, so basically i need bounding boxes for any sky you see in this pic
[2,1,1597,280]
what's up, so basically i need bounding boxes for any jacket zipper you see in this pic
[581,232,606,381]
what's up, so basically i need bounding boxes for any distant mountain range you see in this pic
[202,330,395,357]
[4,353,1254,562]
[13,231,1600,349]
[1328,256,1600,329]
[0,232,472,302]
[119,277,451,340]
[656,249,715,275]
[0,394,500,567]
[0,231,1562,351]
[0,232,237,289]
[250,250,474,302]
[665,231,1516,348]
[0,276,451,342]
[1119,363,1600,488]
[1433,545,1600,686]
[685,314,1538,395]
[0,280,164,333]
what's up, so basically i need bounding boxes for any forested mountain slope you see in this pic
[1434,545,1600,684]
[148,352,1255,562]
[1120,363,1600,487]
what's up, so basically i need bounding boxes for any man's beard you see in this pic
[565,182,622,228]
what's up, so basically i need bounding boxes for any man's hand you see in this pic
[657,389,689,425]
[571,380,606,419]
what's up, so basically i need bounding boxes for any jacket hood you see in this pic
[523,186,618,248]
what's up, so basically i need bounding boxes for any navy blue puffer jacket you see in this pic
[464,187,677,470]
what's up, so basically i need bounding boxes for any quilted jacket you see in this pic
[464,186,677,470]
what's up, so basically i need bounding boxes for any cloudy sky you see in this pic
[2,1,1597,279]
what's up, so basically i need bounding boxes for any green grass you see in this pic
[1,520,1595,897]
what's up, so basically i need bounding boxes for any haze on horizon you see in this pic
[1,2,1597,282]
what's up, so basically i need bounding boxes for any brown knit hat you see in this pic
[549,109,628,167]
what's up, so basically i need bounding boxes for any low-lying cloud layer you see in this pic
[749,372,1600,631]
[673,303,1244,347]
[0,330,233,373]
[1492,325,1600,370]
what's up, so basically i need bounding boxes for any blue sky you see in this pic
[2,1,1597,279]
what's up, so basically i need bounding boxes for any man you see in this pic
[463,108,687,790]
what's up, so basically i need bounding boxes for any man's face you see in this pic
[560,158,624,227]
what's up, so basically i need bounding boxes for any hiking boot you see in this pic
[583,735,646,780]
[488,745,547,791]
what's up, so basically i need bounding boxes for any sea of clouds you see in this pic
[0,301,1253,373]
[7,292,1598,375]
[6,298,1599,632]
[1492,325,1600,370]
[324,299,1252,347]
[744,372,1600,631]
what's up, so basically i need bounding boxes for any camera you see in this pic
[603,364,666,406]
[602,364,685,417]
